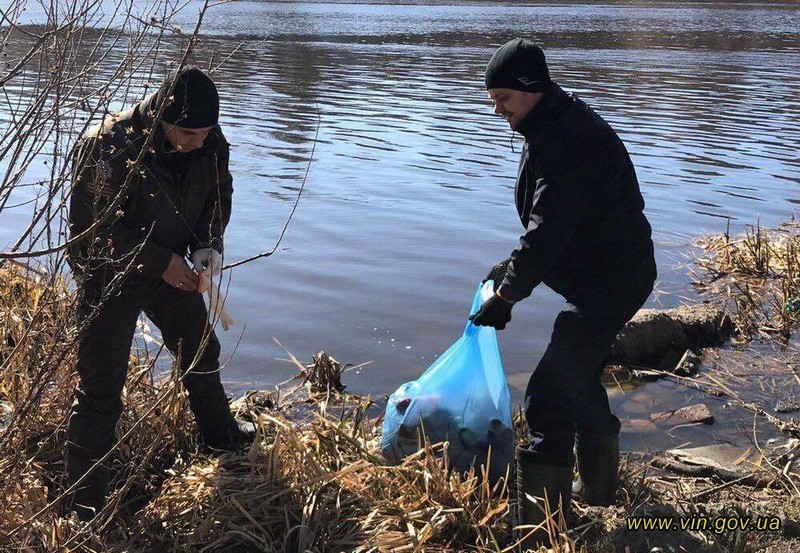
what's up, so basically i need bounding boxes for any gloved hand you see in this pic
[191,248,223,277]
[468,293,514,330]
[483,258,511,292]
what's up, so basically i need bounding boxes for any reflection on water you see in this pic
[2,2,799,450]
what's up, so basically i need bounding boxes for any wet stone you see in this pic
[622,418,659,433]
[651,403,714,425]
[666,444,762,473]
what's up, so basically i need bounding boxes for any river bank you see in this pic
[3,221,800,552]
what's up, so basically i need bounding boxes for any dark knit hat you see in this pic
[157,67,219,128]
[485,38,551,93]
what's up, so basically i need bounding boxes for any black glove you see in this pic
[469,294,514,330]
[483,258,511,292]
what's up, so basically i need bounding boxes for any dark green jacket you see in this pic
[68,94,233,282]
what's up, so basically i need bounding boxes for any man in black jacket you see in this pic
[65,68,253,521]
[469,39,656,547]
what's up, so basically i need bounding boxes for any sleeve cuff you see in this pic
[498,280,534,303]
[190,237,223,255]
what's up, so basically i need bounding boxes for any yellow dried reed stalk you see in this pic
[695,222,800,343]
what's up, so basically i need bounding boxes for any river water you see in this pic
[3,1,799,451]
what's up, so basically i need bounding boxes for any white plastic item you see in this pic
[198,272,234,331]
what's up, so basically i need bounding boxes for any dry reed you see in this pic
[694,220,800,343]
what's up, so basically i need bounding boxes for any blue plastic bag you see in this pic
[381,280,514,482]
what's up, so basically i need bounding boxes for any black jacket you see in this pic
[500,83,656,308]
[68,94,233,282]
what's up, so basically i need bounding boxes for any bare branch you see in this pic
[223,106,320,270]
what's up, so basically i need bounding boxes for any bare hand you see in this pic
[162,254,198,291]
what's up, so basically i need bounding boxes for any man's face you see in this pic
[161,122,213,153]
[487,88,544,130]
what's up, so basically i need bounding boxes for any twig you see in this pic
[223,105,321,270]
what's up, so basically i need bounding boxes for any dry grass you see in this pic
[694,220,800,343]
[0,263,200,551]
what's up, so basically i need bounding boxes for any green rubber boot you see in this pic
[515,446,573,551]
[572,431,619,506]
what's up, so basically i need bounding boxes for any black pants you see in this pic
[524,282,652,465]
[65,276,233,516]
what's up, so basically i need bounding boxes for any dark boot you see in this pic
[63,452,110,522]
[63,380,125,522]
[201,415,257,453]
[64,418,115,522]
[572,431,619,506]
[515,446,573,551]
[187,378,256,452]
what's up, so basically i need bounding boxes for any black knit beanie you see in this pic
[157,67,219,128]
[485,38,552,93]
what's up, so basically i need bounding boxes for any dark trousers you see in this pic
[65,276,232,516]
[524,283,652,465]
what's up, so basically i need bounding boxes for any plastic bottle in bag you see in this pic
[381,280,514,482]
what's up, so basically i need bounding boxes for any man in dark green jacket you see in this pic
[65,68,252,521]
[470,39,656,547]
